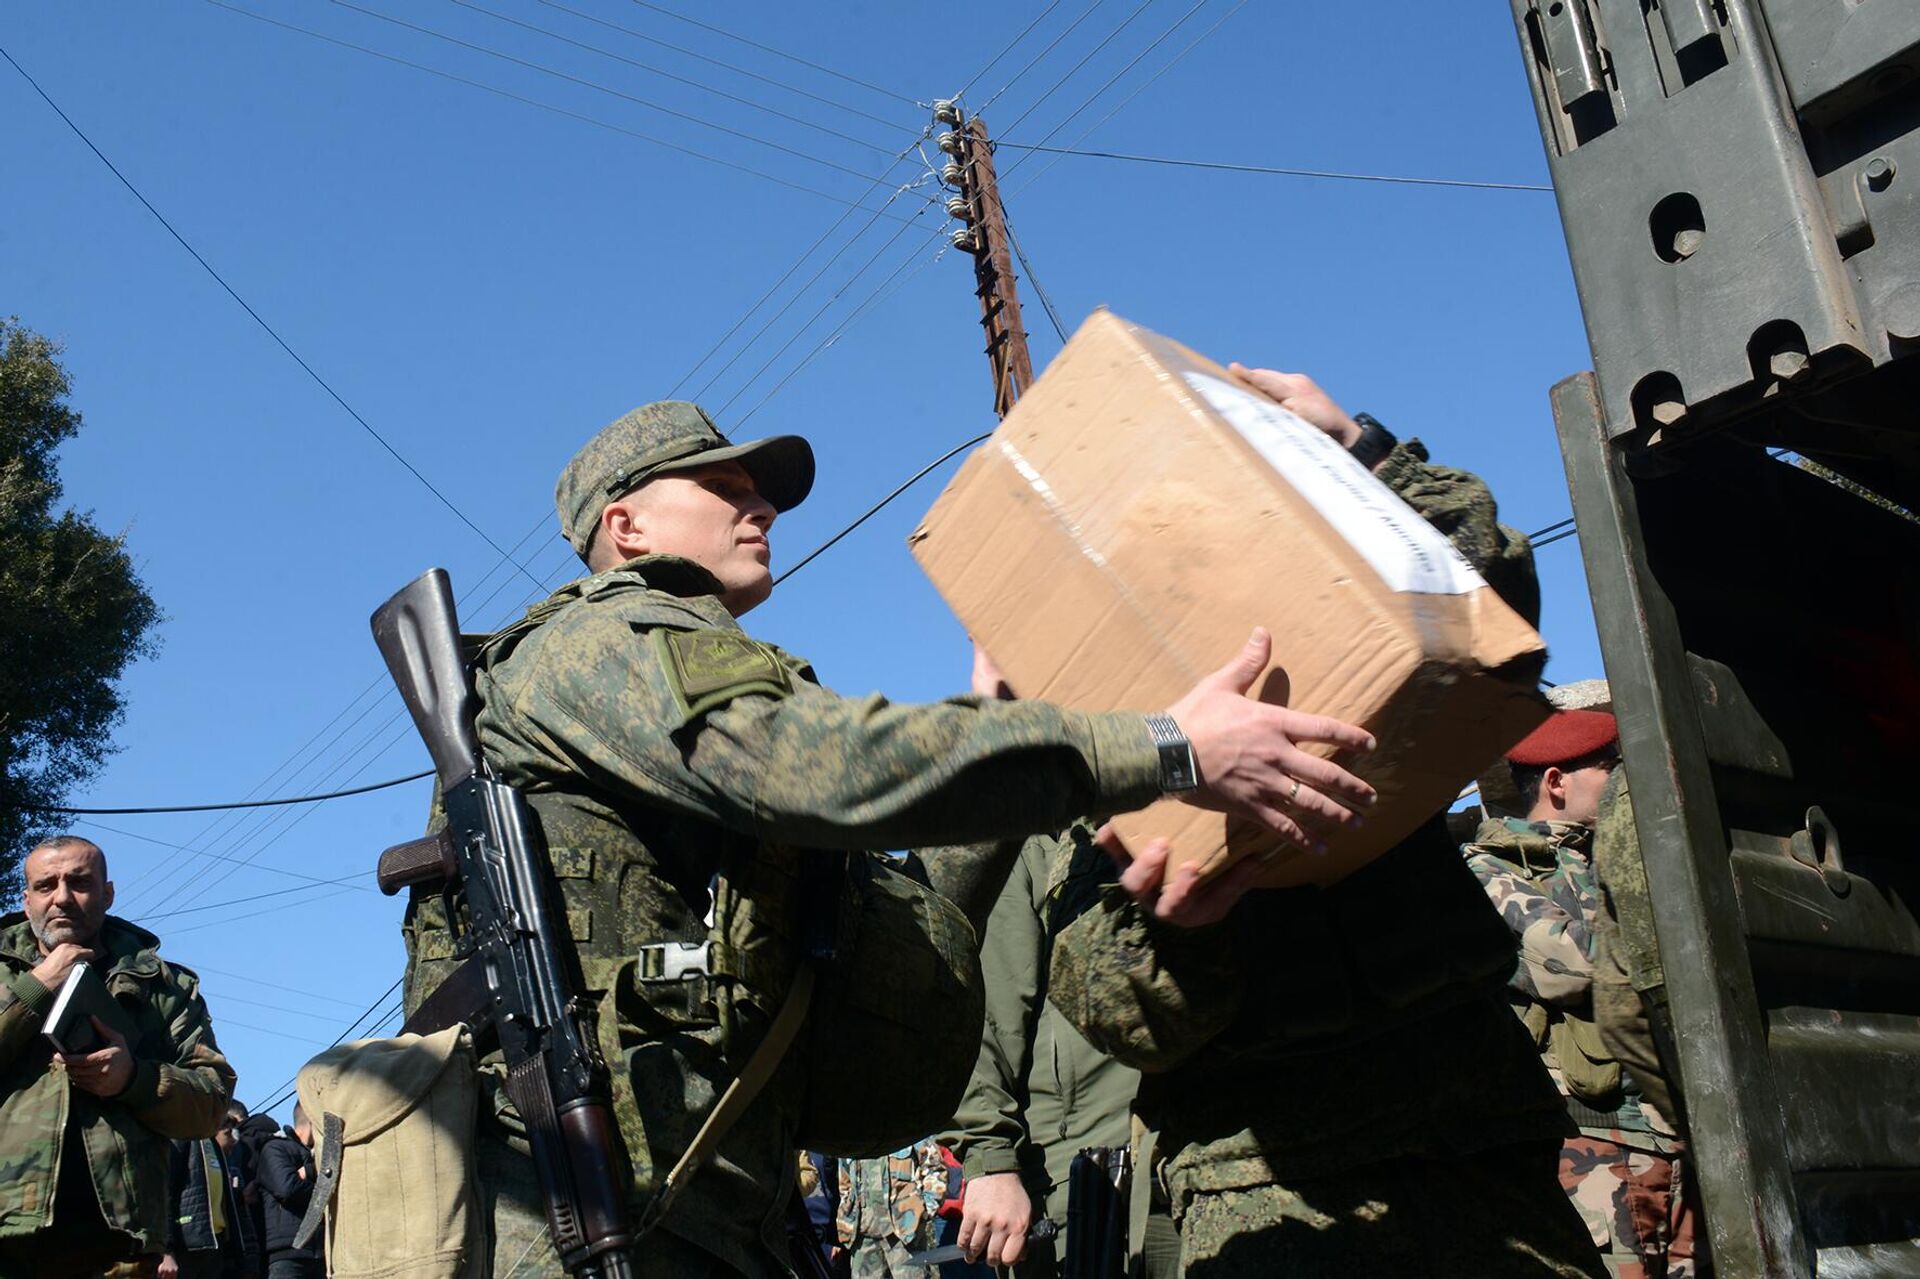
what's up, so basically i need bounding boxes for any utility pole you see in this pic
[935,102,1034,419]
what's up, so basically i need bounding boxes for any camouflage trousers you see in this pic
[1559,1135,1698,1279]
[844,1235,937,1279]
[1174,1141,1607,1278]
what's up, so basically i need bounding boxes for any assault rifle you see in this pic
[371,568,636,1279]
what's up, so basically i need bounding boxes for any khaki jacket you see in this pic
[0,914,235,1250]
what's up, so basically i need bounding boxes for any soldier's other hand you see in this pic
[957,1172,1033,1267]
[1167,628,1375,851]
[29,941,92,993]
[1096,827,1264,928]
[158,1254,179,1279]
[1228,364,1365,453]
[969,641,1015,701]
[58,1016,134,1098]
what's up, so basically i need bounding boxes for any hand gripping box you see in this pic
[909,311,1548,887]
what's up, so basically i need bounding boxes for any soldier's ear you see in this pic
[104,879,115,912]
[1541,766,1569,807]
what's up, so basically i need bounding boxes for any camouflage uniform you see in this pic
[1047,440,1604,1279]
[1465,815,1696,1278]
[836,1143,948,1278]
[403,546,1167,1278]
[942,825,1140,1279]
[0,914,235,1278]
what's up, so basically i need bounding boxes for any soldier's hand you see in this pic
[1167,629,1376,851]
[957,1171,1034,1267]
[969,642,1014,701]
[158,1254,179,1279]
[29,941,92,993]
[1228,364,1369,458]
[1097,826,1265,927]
[58,1016,135,1098]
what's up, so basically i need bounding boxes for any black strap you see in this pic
[291,1112,344,1251]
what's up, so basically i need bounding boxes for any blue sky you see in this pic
[4,1,1599,1115]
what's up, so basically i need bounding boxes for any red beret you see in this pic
[1507,709,1619,767]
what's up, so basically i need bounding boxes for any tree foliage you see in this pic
[1,318,160,878]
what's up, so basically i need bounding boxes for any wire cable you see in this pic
[204,2,921,224]
[133,876,366,923]
[1004,220,1069,344]
[951,1,1064,105]
[328,1,916,189]
[774,430,993,585]
[996,142,1554,193]
[975,0,1107,115]
[451,0,898,154]
[623,0,919,106]
[251,978,405,1112]
[540,0,905,132]
[0,40,549,592]
[997,0,1162,139]
[32,770,432,815]
[72,819,380,894]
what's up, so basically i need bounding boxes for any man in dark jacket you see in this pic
[256,1106,321,1279]
[165,1125,256,1279]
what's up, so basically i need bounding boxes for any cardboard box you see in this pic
[909,310,1548,887]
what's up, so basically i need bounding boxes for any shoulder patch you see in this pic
[653,628,793,722]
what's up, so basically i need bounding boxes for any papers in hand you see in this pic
[44,961,131,1056]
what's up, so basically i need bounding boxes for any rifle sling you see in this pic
[641,961,817,1234]
[292,1110,346,1251]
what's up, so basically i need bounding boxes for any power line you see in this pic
[539,0,906,132]
[203,1,921,225]
[1004,220,1068,344]
[623,0,920,107]
[976,0,1107,115]
[192,963,379,1011]
[451,0,898,155]
[953,0,1065,105]
[996,0,1162,139]
[71,819,379,895]
[774,430,993,584]
[1006,0,1250,199]
[0,41,547,594]
[995,142,1555,193]
[251,977,405,1112]
[134,876,367,922]
[328,0,914,189]
[36,770,431,815]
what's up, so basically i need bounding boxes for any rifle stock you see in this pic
[371,569,481,792]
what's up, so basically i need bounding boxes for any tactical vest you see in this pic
[402,571,982,1260]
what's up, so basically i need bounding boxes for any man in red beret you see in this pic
[1464,708,1698,1278]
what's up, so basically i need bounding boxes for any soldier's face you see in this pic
[1557,759,1615,827]
[621,461,778,614]
[22,843,113,953]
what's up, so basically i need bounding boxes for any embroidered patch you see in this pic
[653,628,792,721]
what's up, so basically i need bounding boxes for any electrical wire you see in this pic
[71,819,380,895]
[622,0,920,106]
[328,0,919,189]
[975,0,1108,115]
[0,40,548,593]
[995,142,1555,193]
[1006,0,1250,198]
[202,1,921,224]
[133,876,368,923]
[774,431,994,585]
[251,978,405,1112]
[539,0,905,132]
[32,770,432,815]
[951,0,1065,105]
[996,0,1162,139]
[1004,219,1069,344]
[192,963,380,1011]
[451,0,898,154]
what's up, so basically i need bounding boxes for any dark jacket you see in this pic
[257,1132,318,1260]
[169,1137,252,1255]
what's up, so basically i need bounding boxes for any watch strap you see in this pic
[1349,412,1398,470]
[1143,713,1198,794]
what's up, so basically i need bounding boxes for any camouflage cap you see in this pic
[556,400,815,555]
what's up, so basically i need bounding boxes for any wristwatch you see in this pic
[1143,713,1199,794]
[1349,412,1398,471]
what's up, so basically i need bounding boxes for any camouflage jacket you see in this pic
[943,826,1138,1224]
[1046,441,1569,1208]
[1462,818,1598,1008]
[403,554,1163,1277]
[835,1142,948,1250]
[0,915,235,1250]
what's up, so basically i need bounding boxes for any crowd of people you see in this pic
[0,369,1703,1278]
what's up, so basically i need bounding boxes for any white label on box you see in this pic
[1184,371,1485,596]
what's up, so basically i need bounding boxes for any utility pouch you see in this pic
[1551,1012,1624,1103]
[795,852,984,1158]
[295,1026,485,1279]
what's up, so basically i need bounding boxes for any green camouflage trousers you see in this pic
[1559,1136,1698,1279]
[845,1236,937,1279]
[1175,1142,1607,1278]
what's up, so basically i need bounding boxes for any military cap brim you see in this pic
[646,433,815,514]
